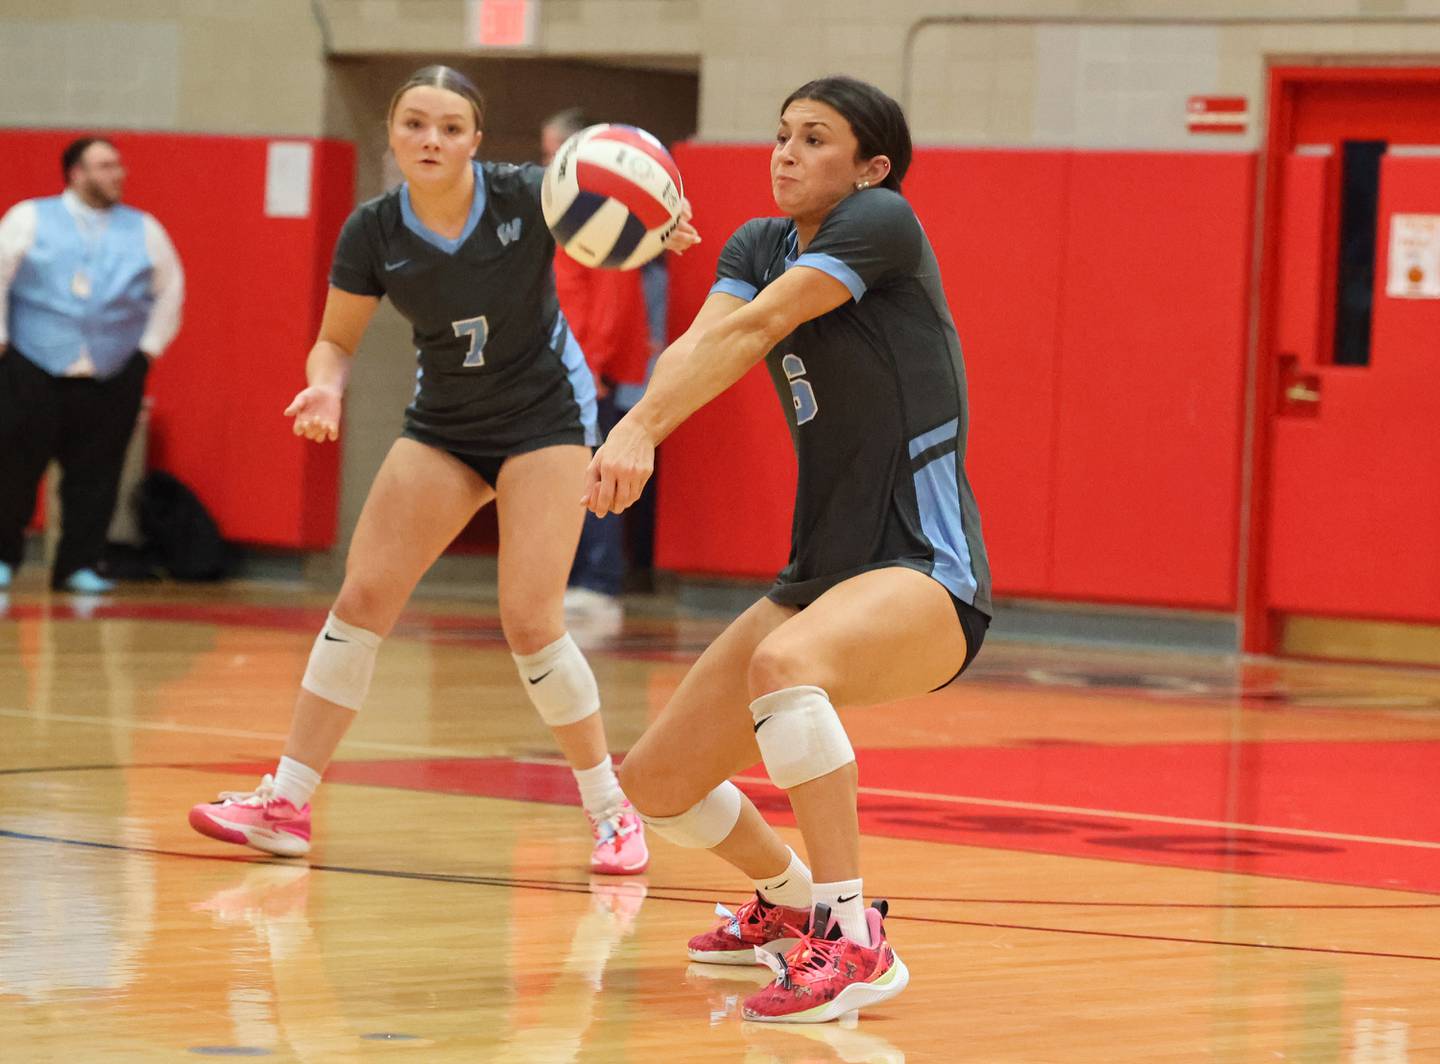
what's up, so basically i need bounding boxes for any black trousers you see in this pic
[0,348,149,586]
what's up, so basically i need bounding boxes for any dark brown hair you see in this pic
[543,106,592,139]
[388,65,485,131]
[61,136,115,180]
[781,75,912,192]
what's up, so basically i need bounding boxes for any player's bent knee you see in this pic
[501,615,565,658]
[638,780,742,849]
[331,582,400,638]
[614,755,652,805]
[512,632,599,727]
[748,685,855,790]
[746,638,817,701]
[616,753,692,813]
[301,612,382,711]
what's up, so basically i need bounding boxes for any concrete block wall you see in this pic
[0,0,329,135]
[10,1,1440,155]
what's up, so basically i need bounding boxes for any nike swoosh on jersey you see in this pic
[752,716,772,733]
[384,259,410,271]
[322,632,348,643]
[528,669,554,685]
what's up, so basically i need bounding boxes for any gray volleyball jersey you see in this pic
[711,188,991,615]
[330,160,597,454]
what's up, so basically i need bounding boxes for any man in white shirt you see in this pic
[0,137,184,593]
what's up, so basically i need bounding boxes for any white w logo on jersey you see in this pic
[497,218,523,246]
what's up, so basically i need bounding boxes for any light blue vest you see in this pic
[9,196,154,379]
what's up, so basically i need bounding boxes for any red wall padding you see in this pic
[656,145,795,579]
[904,151,1072,597]
[1048,152,1255,609]
[1,129,354,549]
[659,144,1256,609]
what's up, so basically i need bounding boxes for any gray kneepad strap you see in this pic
[749,685,855,789]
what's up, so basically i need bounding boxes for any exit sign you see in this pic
[1186,96,1248,134]
[468,0,538,47]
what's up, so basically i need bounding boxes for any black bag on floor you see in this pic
[137,471,232,581]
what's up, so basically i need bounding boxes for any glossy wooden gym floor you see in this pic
[2,582,1437,1062]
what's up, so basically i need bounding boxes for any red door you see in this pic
[1250,69,1440,647]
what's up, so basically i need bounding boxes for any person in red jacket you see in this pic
[542,108,656,624]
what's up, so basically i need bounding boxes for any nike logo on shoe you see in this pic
[384,259,410,271]
[528,669,554,684]
[753,716,772,732]
[837,893,860,903]
[322,632,348,643]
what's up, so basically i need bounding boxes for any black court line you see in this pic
[0,762,196,777]
[5,763,1437,912]
[613,885,1440,911]
[894,911,1440,964]
[2,828,1436,964]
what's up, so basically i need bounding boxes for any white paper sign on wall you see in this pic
[1386,213,1440,299]
[265,141,313,219]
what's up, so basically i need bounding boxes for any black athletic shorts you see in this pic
[402,426,589,490]
[769,574,989,691]
[938,594,990,690]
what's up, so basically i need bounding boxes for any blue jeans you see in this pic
[569,392,625,596]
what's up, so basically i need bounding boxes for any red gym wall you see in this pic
[0,129,354,549]
[657,143,1257,611]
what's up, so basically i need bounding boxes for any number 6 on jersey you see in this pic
[452,314,489,367]
[782,353,818,425]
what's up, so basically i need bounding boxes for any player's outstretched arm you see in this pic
[583,264,851,515]
[285,286,379,443]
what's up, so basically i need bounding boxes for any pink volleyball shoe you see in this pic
[687,892,811,965]
[742,901,909,1024]
[189,775,312,858]
[588,800,649,875]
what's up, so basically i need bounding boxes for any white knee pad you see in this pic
[301,612,382,711]
[513,632,600,727]
[639,781,743,849]
[749,685,855,789]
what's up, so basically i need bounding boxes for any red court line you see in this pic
[197,755,1440,896]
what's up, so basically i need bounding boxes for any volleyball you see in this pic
[541,124,683,271]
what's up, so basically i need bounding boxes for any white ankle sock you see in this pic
[754,847,813,909]
[813,878,870,946]
[572,756,625,820]
[273,756,321,808]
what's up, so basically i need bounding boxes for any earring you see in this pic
[855,180,871,191]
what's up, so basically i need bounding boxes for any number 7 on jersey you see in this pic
[452,315,489,368]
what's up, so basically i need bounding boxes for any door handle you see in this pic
[1277,353,1321,416]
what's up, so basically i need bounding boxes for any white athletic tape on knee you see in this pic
[301,612,381,712]
[639,781,742,849]
[513,632,600,727]
[749,685,855,790]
